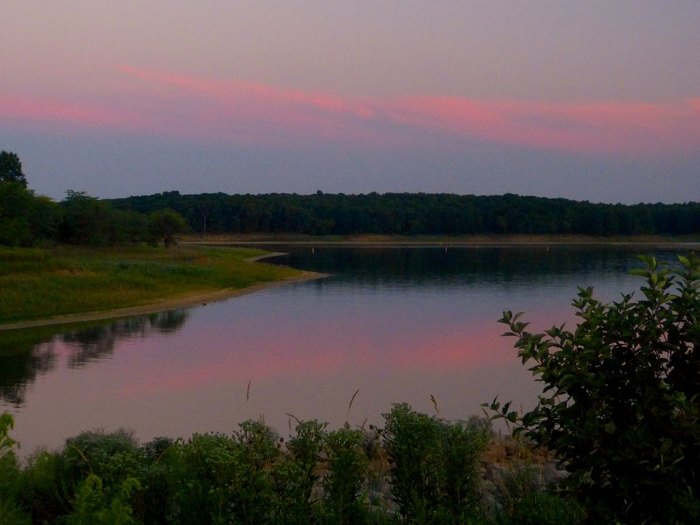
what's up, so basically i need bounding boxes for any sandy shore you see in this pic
[0,269,326,332]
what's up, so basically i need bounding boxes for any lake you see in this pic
[0,244,686,456]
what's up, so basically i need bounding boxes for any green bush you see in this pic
[0,414,29,524]
[2,410,599,524]
[20,450,74,522]
[163,432,241,524]
[498,254,700,523]
[62,429,140,483]
[322,425,370,524]
[0,415,28,524]
[281,419,327,520]
[382,403,490,524]
[67,474,140,525]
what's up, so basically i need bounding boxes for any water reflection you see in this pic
[0,246,685,456]
[63,310,188,368]
[271,245,676,287]
[0,310,188,405]
[0,344,56,406]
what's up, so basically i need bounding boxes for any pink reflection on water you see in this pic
[3,279,580,457]
[118,340,351,397]
[106,289,573,402]
[392,326,513,369]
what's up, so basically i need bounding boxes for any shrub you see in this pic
[20,450,75,522]
[62,429,139,482]
[0,414,30,525]
[280,419,328,520]
[66,474,140,525]
[497,254,700,523]
[230,420,281,524]
[163,432,240,524]
[382,403,490,524]
[322,425,370,523]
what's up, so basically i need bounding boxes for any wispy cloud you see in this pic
[387,97,700,154]
[0,95,140,129]
[115,65,385,146]
[3,66,698,157]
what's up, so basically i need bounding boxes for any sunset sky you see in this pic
[2,1,699,203]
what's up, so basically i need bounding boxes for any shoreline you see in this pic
[0,268,326,332]
[4,238,697,331]
[182,234,700,250]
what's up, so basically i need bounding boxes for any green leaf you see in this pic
[629,268,648,277]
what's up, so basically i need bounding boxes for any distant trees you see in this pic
[0,186,189,248]
[57,192,189,247]
[59,191,117,245]
[0,182,37,246]
[2,148,699,246]
[0,151,60,246]
[0,151,27,188]
[109,192,700,238]
[0,152,190,248]
[149,208,189,247]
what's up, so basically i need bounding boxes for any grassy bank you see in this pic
[0,245,304,325]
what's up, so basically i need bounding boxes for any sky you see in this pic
[1,1,699,204]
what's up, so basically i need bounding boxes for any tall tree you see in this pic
[59,190,113,245]
[149,208,189,247]
[0,151,27,188]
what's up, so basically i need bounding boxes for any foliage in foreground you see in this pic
[0,408,583,525]
[493,253,700,524]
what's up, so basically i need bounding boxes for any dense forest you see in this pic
[2,150,700,247]
[109,190,700,237]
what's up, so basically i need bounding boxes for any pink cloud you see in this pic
[0,95,139,129]
[113,65,385,146]
[2,65,698,156]
[118,65,374,120]
[391,97,700,154]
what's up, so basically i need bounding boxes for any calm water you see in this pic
[0,245,683,456]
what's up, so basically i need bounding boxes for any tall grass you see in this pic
[0,246,300,324]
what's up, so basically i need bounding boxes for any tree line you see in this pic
[3,149,699,247]
[0,151,187,247]
[109,190,700,237]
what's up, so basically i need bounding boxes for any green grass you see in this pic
[0,245,301,324]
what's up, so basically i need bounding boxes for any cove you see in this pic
[0,245,682,456]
